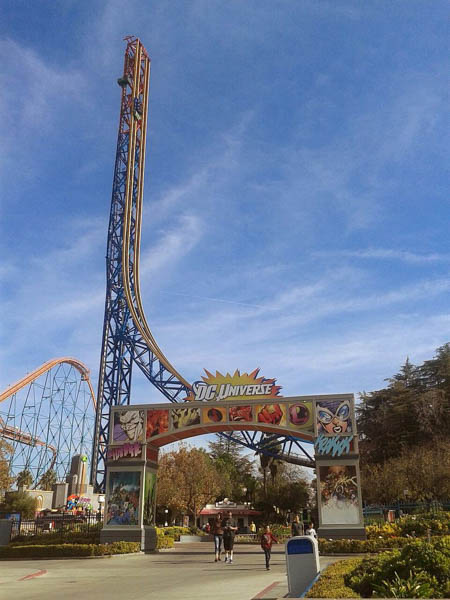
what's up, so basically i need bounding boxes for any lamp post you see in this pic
[164,508,169,527]
[98,495,105,519]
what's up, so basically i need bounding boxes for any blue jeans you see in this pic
[214,535,222,554]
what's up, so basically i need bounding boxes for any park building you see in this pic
[198,499,262,533]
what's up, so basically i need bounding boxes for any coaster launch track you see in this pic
[92,37,313,492]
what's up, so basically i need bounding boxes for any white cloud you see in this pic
[314,248,450,264]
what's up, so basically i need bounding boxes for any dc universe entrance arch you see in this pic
[100,394,365,549]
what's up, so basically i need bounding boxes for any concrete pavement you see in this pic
[0,542,340,600]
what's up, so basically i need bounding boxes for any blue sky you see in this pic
[1,1,449,415]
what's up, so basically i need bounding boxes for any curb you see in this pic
[0,552,144,561]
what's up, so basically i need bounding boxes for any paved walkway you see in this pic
[0,542,340,600]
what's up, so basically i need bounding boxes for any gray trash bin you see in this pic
[285,535,320,597]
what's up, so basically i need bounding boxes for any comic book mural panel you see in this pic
[256,404,286,426]
[113,410,145,443]
[316,399,353,436]
[287,402,313,429]
[143,471,157,526]
[146,409,169,439]
[202,406,226,424]
[229,405,253,423]
[319,465,359,525]
[106,471,141,526]
[172,406,201,429]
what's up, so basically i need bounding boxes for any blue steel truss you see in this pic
[91,37,313,492]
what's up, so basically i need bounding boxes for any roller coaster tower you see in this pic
[92,37,313,492]
[91,37,191,491]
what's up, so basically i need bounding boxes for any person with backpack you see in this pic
[260,525,278,570]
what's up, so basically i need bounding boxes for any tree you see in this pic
[37,469,57,491]
[256,458,310,523]
[16,469,33,490]
[360,439,450,504]
[358,346,450,465]
[156,445,222,525]
[208,435,256,502]
[0,439,13,493]
[0,490,38,519]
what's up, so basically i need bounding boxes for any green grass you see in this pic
[306,558,362,598]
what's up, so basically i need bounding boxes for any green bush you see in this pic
[345,536,450,598]
[158,526,190,540]
[0,541,140,559]
[306,558,362,598]
[156,534,174,549]
[318,536,412,554]
[366,511,450,540]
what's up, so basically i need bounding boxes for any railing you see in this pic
[10,513,102,540]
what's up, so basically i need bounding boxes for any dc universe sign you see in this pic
[193,381,275,402]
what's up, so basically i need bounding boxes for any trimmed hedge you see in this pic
[11,531,100,546]
[157,526,190,541]
[318,535,447,554]
[156,534,174,549]
[0,541,140,559]
[306,558,362,598]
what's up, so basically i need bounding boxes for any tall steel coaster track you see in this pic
[91,37,313,492]
[0,358,95,487]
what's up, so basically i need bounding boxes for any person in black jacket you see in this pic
[291,515,304,536]
[222,511,238,564]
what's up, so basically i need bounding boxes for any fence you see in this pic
[9,513,102,540]
[363,501,450,523]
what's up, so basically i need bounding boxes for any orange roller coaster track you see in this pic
[0,358,96,487]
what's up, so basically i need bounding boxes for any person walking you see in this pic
[212,512,223,562]
[305,522,317,539]
[260,525,278,570]
[249,520,256,534]
[291,515,304,537]
[222,511,238,564]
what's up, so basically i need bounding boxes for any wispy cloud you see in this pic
[314,248,450,264]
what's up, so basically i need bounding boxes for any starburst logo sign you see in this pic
[189,369,282,402]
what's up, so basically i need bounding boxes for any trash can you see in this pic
[285,536,320,597]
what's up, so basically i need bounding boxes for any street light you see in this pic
[164,508,169,527]
[98,495,105,516]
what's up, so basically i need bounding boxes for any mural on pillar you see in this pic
[319,465,359,525]
[106,471,141,525]
[316,399,353,435]
[113,410,145,442]
[143,471,157,526]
